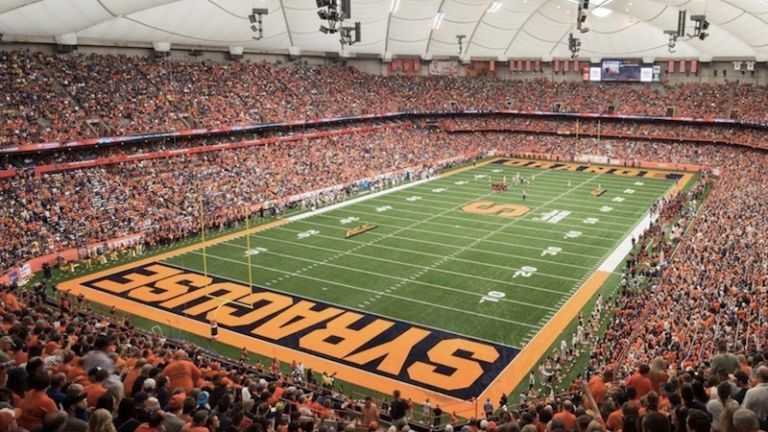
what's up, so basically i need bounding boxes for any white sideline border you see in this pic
[288,176,434,222]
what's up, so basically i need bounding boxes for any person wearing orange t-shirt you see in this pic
[17,373,58,431]
[589,370,612,407]
[123,359,146,397]
[163,351,202,393]
[625,365,653,399]
[84,368,110,408]
[1,290,22,313]
[553,401,578,432]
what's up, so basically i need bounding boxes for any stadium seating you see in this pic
[0,51,767,432]
[3,51,768,147]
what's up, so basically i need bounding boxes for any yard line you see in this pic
[279,221,611,251]
[374,196,653,223]
[352,202,638,229]
[247,230,596,271]
[269,226,604,259]
[182,251,542,330]
[296,218,621,246]
[323,207,631,234]
[373,194,651,219]
[223,239,580,298]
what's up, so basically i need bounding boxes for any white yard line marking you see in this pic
[220,241,573,300]
[184,251,541,330]
[319,208,631,233]
[246,231,596,271]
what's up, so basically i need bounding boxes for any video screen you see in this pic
[601,59,642,81]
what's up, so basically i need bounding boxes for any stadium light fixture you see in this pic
[248,8,268,40]
[432,11,445,29]
[488,1,502,13]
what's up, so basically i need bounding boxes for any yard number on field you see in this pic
[432,188,447,193]
[406,196,422,202]
[513,266,537,278]
[297,230,319,239]
[623,188,635,194]
[541,246,562,256]
[479,291,506,304]
[599,206,613,213]
[376,205,392,213]
[583,217,599,225]
[612,196,625,203]
[564,230,582,239]
[245,247,268,256]
[340,216,359,224]
[455,180,468,185]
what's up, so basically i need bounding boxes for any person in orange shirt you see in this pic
[16,373,58,431]
[68,358,89,385]
[163,351,202,393]
[625,365,653,399]
[553,400,578,432]
[588,370,611,407]
[85,368,110,408]
[1,289,22,313]
[123,359,146,397]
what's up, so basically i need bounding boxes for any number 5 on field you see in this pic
[513,266,537,278]
[480,291,506,303]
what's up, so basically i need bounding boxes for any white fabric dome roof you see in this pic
[1,0,768,60]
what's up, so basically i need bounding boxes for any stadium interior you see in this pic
[0,2,767,432]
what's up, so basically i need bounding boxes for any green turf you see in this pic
[162,162,675,348]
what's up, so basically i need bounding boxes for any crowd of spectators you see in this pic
[1,128,767,432]
[0,126,486,270]
[438,117,768,149]
[1,49,768,432]
[4,50,768,147]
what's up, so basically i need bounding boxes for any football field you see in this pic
[163,158,676,347]
[60,158,688,406]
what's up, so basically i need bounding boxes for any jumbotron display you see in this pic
[589,59,658,82]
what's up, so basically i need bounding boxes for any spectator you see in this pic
[17,372,58,430]
[89,409,117,432]
[742,367,768,430]
[711,342,741,374]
